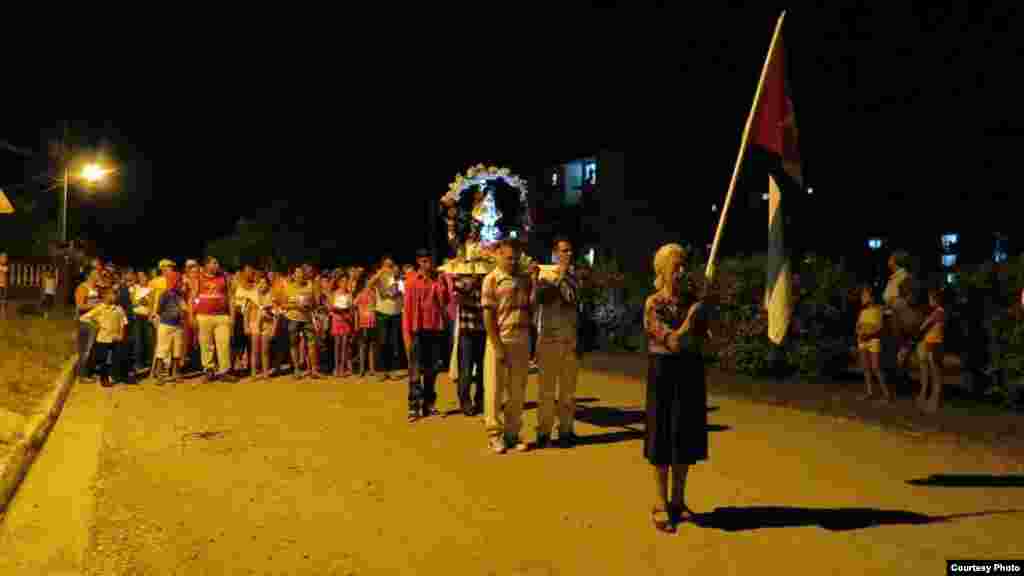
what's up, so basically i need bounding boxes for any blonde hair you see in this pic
[653,243,686,291]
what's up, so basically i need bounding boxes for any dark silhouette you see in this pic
[907,475,1024,488]
[575,405,728,429]
[575,406,645,428]
[572,428,646,447]
[692,507,1021,532]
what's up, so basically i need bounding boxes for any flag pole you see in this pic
[705,10,787,281]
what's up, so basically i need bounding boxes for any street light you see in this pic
[62,161,113,243]
[82,163,112,183]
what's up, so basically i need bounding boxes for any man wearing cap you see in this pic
[403,249,450,422]
[194,256,238,382]
[145,260,176,377]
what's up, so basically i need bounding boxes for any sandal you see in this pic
[651,507,675,534]
[308,372,322,380]
[856,393,874,401]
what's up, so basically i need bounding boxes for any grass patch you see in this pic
[1,315,77,417]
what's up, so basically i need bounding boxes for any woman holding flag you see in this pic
[643,243,710,533]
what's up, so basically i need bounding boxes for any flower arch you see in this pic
[439,164,534,274]
[441,164,532,246]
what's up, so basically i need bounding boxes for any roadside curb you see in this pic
[0,355,78,513]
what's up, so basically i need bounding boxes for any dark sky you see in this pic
[2,6,1021,267]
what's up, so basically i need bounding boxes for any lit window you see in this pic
[761,193,769,201]
[868,238,883,250]
[585,162,597,185]
[942,254,956,268]
[941,233,958,250]
[995,251,1008,263]
[711,204,718,212]
[585,248,595,266]
[807,187,813,195]
[947,273,957,285]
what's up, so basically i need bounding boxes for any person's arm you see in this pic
[481,275,506,362]
[644,296,672,350]
[402,280,414,348]
[81,306,101,325]
[75,285,91,314]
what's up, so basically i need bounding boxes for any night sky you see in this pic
[2,7,1020,268]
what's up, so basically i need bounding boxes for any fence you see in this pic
[4,259,62,299]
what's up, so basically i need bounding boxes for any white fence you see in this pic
[6,262,62,289]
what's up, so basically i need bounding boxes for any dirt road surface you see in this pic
[2,364,1022,575]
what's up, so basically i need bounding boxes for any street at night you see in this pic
[1,362,1021,575]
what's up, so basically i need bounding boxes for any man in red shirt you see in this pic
[403,249,450,422]
[194,256,238,382]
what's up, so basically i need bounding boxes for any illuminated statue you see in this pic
[473,186,503,245]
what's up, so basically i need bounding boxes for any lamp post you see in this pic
[62,162,112,243]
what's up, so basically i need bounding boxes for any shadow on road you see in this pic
[575,407,644,428]
[575,406,730,430]
[572,424,732,447]
[906,475,1024,488]
[692,506,1023,532]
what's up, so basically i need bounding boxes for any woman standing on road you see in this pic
[642,243,710,534]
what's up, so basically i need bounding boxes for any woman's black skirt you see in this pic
[644,351,708,466]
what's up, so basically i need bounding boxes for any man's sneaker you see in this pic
[535,434,551,449]
[529,361,540,374]
[489,437,507,454]
[508,436,529,453]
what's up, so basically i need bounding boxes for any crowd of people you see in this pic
[59,237,715,532]
[24,239,1012,533]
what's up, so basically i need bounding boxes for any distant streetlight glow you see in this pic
[761,193,769,201]
[81,163,111,183]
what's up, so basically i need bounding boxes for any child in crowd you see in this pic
[0,252,9,319]
[154,271,187,383]
[331,268,355,377]
[41,269,58,319]
[250,274,277,379]
[80,288,128,387]
[855,284,890,403]
[354,268,377,378]
[916,287,946,413]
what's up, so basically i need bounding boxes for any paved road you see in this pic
[1,366,1022,575]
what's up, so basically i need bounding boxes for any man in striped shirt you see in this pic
[482,238,537,454]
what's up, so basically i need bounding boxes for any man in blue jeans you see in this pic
[453,273,486,416]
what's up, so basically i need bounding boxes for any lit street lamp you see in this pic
[62,161,113,243]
